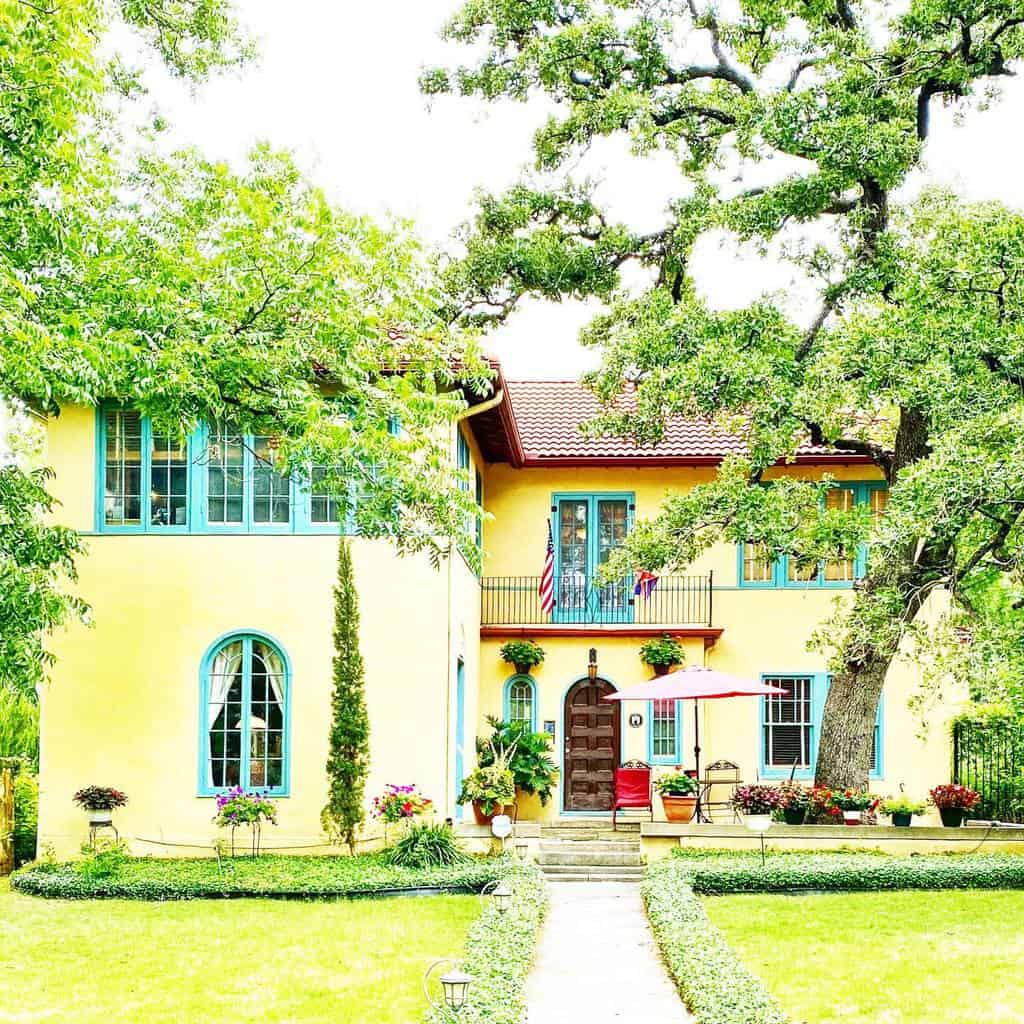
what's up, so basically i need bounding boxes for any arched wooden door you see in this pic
[563,678,620,812]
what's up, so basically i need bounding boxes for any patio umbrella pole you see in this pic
[693,699,708,823]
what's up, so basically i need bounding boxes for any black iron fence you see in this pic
[480,573,714,627]
[952,715,1024,822]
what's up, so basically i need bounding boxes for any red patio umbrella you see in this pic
[603,667,789,821]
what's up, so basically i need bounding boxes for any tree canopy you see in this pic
[428,0,1024,785]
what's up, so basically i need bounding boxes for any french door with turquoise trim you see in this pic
[552,492,634,623]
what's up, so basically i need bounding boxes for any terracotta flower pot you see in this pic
[472,801,505,826]
[660,795,697,823]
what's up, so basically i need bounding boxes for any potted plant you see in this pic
[654,771,700,822]
[73,786,127,828]
[639,634,685,676]
[458,764,516,825]
[732,784,782,831]
[930,784,981,828]
[829,788,877,825]
[776,782,810,825]
[213,787,278,858]
[499,639,545,676]
[882,794,926,827]
[477,717,559,808]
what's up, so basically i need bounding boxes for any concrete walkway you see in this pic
[524,882,694,1023]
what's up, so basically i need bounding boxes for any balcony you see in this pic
[480,573,717,638]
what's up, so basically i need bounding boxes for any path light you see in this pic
[423,959,475,1018]
[479,878,514,914]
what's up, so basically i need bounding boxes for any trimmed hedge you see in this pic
[11,851,509,901]
[424,864,547,1024]
[643,863,788,1024]
[644,851,1024,1024]
[673,850,1024,894]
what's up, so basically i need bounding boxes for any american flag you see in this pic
[538,520,555,616]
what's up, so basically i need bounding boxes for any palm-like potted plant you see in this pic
[458,765,516,825]
[930,784,981,828]
[654,771,699,822]
[477,717,559,809]
[73,786,127,828]
[776,782,810,825]
[882,794,926,828]
[639,634,684,676]
[499,639,545,676]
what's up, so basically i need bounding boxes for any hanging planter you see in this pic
[499,640,545,677]
[930,785,980,828]
[881,796,926,828]
[639,635,685,677]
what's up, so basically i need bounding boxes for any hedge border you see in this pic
[424,864,547,1024]
[644,852,1024,1024]
[10,853,509,901]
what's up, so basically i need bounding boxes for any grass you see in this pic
[0,877,478,1023]
[703,889,1024,1024]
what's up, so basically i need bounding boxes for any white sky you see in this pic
[143,0,1024,378]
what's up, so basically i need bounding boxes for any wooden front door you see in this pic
[563,678,620,811]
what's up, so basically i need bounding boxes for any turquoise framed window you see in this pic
[198,632,291,796]
[503,675,537,732]
[648,699,683,765]
[552,492,634,623]
[759,672,882,780]
[737,482,888,588]
[95,405,399,535]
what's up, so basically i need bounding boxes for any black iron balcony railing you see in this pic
[480,573,714,627]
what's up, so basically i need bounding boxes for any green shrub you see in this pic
[12,852,510,901]
[644,861,788,1024]
[639,634,684,668]
[385,822,467,868]
[477,717,558,805]
[12,772,38,867]
[77,839,129,881]
[424,865,546,1024]
[498,640,545,671]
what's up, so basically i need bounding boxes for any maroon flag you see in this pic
[538,520,555,616]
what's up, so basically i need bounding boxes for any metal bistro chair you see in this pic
[701,760,742,823]
[612,760,653,830]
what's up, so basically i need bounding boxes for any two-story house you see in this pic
[36,363,956,855]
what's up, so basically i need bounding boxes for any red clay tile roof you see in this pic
[503,379,857,465]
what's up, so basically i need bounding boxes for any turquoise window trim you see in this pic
[197,630,292,798]
[737,481,888,589]
[551,491,635,624]
[757,671,883,780]
[502,674,538,733]
[647,699,683,765]
[95,406,364,536]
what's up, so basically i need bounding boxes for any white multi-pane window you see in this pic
[507,678,535,729]
[650,699,680,763]
[203,634,288,795]
[103,409,143,526]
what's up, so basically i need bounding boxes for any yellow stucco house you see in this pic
[37,364,960,856]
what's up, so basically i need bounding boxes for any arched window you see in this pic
[504,675,537,731]
[200,633,290,796]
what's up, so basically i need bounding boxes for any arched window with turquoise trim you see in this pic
[504,675,537,732]
[199,633,290,796]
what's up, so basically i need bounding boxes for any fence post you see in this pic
[0,768,13,876]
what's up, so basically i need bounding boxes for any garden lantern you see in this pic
[424,959,474,1018]
[479,878,514,914]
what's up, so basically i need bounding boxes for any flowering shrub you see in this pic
[930,784,981,811]
[775,782,810,811]
[73,786,127,812]
[732,784,783,815]
[372,784,433,823]
[827,788,878,812]
[213,787,278,828]
[809,786,843,820]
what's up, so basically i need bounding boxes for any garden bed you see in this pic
[642,851,1024,1024]
[11,851,510,901]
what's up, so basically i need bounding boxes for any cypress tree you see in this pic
[321,539,371,852]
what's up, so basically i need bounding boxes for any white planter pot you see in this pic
[86,810,113,827]
[744,813,772,832]
[843,810,862,826]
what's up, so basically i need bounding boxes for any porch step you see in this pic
[539,840,639,853]
[538,848,643,868]
[540,821,641,842]
[540,865,645,882]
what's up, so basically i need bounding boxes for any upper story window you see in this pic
[95,405,394,535]
[200,632,290,796]
[738,482,887,588]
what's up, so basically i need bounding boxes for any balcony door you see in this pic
[554,493,632,623]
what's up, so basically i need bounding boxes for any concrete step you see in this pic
[541,818,641,830]
[540,826,641,841]
[541,865,644,882]
[538,849,643,868]
[538,839,640,854]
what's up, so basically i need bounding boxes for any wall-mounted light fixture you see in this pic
[587,647,598,683]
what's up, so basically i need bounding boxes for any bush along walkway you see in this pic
[424,865,547,1024]
[642,851,1024,1024]
[525,882,693,1023]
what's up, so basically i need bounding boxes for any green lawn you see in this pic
[0,879,478,1023]
[704,889,1024,1024]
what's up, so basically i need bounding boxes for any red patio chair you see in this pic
[612,760,653,830]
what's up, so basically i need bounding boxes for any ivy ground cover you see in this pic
[0,877,477,1024]
[705,889,1024,1024]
